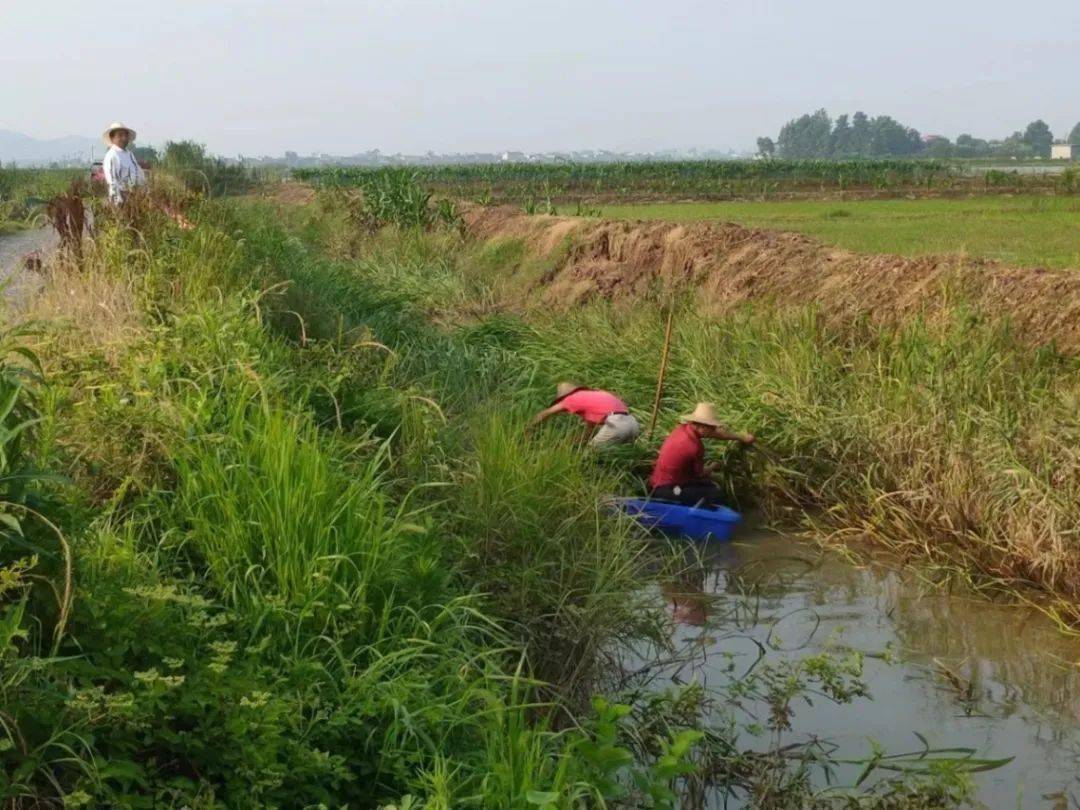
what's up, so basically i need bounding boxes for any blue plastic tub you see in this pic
[615,498,741,542]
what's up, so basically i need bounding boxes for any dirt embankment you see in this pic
[464,206,1080,354]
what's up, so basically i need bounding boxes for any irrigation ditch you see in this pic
[0,178,1077,807]
[254,187,1080,805]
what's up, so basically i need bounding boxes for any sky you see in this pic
[2,0,1078,156]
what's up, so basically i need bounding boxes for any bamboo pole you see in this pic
[648,301,676,440]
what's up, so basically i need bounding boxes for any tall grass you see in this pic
[289,200,1079,616]
[0,187,1004,807]
[172,394,425,612]
[1,187,705,807]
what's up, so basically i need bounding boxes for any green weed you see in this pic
[0,187,1008,807]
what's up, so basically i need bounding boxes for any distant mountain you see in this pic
[0,129,100,166]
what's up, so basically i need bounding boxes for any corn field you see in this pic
[295,159,959,201]
[294,159,1073,203]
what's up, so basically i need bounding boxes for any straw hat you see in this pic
[681,402,724,428]
[102,122,137,146]
[555,381,582,398]
[553,381,585,403]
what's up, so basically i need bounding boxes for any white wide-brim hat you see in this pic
[680,402,724,428]
[102,122,137,146]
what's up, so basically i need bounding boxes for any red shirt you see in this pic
[558,389,629,425]
[649,423,705,489]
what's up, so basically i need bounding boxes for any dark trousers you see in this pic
[650,480,722,507]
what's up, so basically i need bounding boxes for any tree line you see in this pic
[757,110,1080,160]
[128,140,254,195]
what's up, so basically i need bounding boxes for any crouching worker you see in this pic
[530,382,640,447]
[649,402,754,507]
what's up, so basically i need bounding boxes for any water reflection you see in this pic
[664,531,1080,808]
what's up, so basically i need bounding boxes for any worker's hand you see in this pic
[741,433,756,445]
[705,461,722,474]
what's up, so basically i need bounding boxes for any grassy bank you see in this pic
[288,191,1079,620]
[0,200,660,807]
[600,196,1080,269]
[0,188,988,806]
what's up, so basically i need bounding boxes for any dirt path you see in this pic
[0,226,57,302]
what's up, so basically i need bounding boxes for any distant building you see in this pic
[1051,143,1077,160]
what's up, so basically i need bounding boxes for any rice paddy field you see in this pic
[2,164,1078,807]
[601,196,1080,270]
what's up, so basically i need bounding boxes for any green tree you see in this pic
[867,116,922,155]
[1022,119,1053,157]
[162,140,210,169]
[161,140,252,195]
[830,114,853,156]
[132,145,159,165]
[777,109,832,158]
[955,133,990,158]
[999,130,1034,159]
[922,136,953,158]
[755,137,776,158]
[850,111,871,155]
[1069,122,1080,146]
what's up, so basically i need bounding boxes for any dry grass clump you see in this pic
[461,206,1080,355]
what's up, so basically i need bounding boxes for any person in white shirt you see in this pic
[101,122,146,205]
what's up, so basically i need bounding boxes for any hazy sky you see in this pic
[3,0,1078,155]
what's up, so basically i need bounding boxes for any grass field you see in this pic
[601,195,1080,269]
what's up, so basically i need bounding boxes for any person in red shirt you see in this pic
[649,402,754,506]
[530,382,640,446]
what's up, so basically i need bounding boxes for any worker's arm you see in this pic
[716,427,755,444]
[704,430,755,475]
[529,403,566,427]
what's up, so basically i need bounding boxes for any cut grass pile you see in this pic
[600,195,1080,270]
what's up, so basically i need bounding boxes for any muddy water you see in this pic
[661,532,1080,807]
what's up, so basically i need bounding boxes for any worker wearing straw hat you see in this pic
[530,381,641,446]
[101,122,146,205]
[648,402,754,507]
